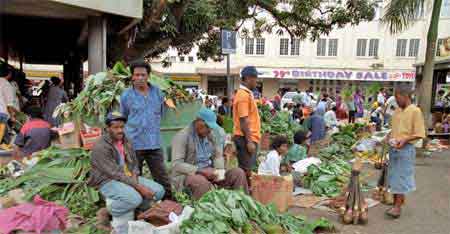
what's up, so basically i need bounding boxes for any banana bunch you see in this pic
[354,151,380,163]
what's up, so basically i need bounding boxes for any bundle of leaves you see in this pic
[181,189,332,234]
[302,159,351,197]
[0,147,101,219]
[54,62,194,126]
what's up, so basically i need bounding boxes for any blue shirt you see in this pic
[120,85,164,150]
[193,127,213,169]
[307,113,326,143]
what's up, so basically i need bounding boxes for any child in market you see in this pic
[282,131,308,187]
[258,135,289,176]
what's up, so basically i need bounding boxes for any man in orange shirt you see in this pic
[233,66,261,179]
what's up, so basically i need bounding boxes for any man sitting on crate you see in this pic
[88,112,165,234]
[171,107,249,200]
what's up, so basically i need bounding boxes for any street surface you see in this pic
[291,150,450,234]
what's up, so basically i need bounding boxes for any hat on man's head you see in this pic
[105,111,127,125]
[240,66,258,79]
[197,107,219,129]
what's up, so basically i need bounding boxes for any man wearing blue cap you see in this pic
[88,112,165,234]
[171,108,248,199]
[233,66,261,179]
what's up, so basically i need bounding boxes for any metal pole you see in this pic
[226,54,232,98]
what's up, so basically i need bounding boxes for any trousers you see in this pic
[100,177,165,217]
[135,149,172,199]
[184,168,249,200]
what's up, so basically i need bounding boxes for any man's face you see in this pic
[107,121,125,141]
[194,119,210,138]
[244,76,258,90]
[132,67,149,88]
[395,92,408,108]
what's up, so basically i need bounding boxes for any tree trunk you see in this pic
[418,0,442,127]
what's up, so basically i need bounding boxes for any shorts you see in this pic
[233,136,258,171]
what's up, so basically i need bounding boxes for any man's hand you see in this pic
[395,139,407,149]
[197,168,217,181]
[135,185,155,199]
[247,141,256,154]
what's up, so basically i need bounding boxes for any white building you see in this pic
[151,0,450,98]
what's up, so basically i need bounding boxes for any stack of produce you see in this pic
[0,147,101,219]
[302,159,351,197]
[54,62,194,126]
[340,161,368,225]
[259,105,305,144]
[180,189,332,234]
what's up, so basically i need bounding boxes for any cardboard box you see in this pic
[52,122,80,149]
[80,127,102,150]
[251,174,294,212]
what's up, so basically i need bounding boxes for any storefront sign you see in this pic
[256,67,415,82]
[170,75,200,82]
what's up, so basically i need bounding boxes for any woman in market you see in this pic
[384,85,426,219]
[42,76,68,127]
[354,89,364,120]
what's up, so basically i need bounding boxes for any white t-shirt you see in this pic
[324,110,338,128]
[258,150,281,176]
[385,96,398,116]
[371,107,383,118]
[0,78,16,115]
[377,92,386,105]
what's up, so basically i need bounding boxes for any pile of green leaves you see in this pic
[259,106,305,143]
[54,62,194,126]
[181,189,332,234]
[0,147,101,218]
[317,143,354,161]
[302,160,351,197]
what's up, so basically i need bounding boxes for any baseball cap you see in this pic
[197,107,219,129]
[105,111,127,125]
[240,66,258,78]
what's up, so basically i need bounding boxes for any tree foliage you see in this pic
[111,0,376,63]
[381,0,425,33]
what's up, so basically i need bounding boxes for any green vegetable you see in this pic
[180,189,332,234]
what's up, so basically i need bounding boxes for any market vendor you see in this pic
[13,107,55,158]
[42,76,68,127]
[88,112,165,234]
[233,66,261,179]
[171,107,249,200]
[384,85,425,219]
[120,61,172,199]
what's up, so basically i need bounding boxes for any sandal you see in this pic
[385,207,401,219]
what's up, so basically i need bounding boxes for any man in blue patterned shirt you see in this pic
[120,61,172,199]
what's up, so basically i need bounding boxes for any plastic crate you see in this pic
[80,128,102,150]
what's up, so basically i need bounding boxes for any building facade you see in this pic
[151,0,450,98]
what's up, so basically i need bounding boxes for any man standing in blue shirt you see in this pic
[120,61,172,199]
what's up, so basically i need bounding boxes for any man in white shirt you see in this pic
[377,88,386,106]
[0,63,15,143]
[384,95,398,126]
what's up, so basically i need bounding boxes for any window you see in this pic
[408,39,420,57]
[256,38,265,55]
[280,38,289,55]
[368,39,379,57]
[291,39,301,55]
[356,39,367,56]
[279,38,300,56]
[317,38,338,56]
[188,56,194,62]
[245,38,264,55]
[437,38,445,56]
[317,39,327,56]
[396,39,407,56]
[328,39,338,56]
[442,0,450,17]
[179,56,185,62]
[245,38,254,55]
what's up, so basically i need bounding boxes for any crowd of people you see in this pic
[0,61,426,233]
[0,62,69,159]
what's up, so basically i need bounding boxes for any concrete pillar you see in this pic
[200,75,208,92]
[88,16,107,74]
